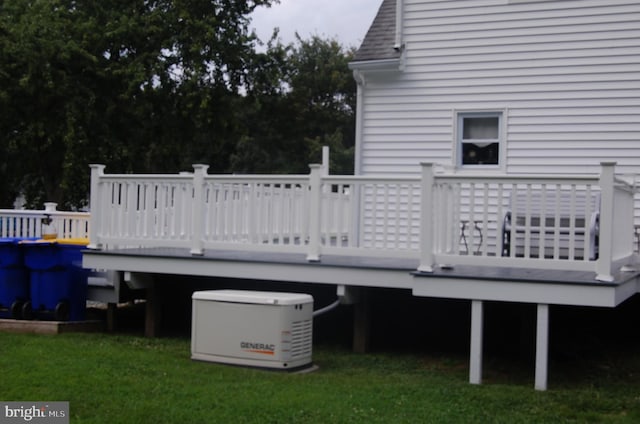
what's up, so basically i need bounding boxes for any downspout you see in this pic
[394,0,404,51]
[351,70,366,248]
[352,70,366,176]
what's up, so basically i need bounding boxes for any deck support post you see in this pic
[352,289,371,353]
[535,303,550,391]
[469,299,484,385]
[145,280,162,338]
[126,272,160,338]
[106,302,117,332]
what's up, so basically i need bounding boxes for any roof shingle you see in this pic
[352,0,401,62]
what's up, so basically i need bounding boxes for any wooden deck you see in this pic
[83,246,418,288]
[83,246,640,307]
[413,261,640,308]
[86,162,638,283]
[82,246,640,391]
[3,161,639,390]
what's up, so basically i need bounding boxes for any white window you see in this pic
[457,112,503,168]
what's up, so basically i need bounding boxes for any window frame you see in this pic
[454,110,506,171]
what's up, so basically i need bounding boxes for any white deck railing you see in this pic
[0,203,90,240]
[418,163,636,282]
[3,162,633,282]
[83,162,637,282]
[87,164,423,259]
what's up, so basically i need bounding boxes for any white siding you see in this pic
[357,0,640,221]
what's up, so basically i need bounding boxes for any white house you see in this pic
[349,0,640,210]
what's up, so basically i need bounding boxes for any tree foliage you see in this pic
[233,33,356,174]
[0,0,356,209]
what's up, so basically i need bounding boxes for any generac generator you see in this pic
[191,290,313,370]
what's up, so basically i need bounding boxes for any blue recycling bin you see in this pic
[21,238,89,321]
[0,238,32,319]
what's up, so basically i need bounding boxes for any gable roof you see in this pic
[352,0,401,62]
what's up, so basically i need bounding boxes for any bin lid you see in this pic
[192,289,313,305]
[0,237,38,244]
[55,238,89,246]
[19,238,89,246]
[19,239,57,245]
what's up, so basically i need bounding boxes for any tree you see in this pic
[287,35,356,174]
[0,1,357,209]
[0,0,275,208]
[0,0,101,207]
[232,34,356,175]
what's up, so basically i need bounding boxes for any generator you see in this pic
[191,290,313,370]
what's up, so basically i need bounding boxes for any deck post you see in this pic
[469,299,484,385]
[190,164,209,256]
[418,163,435,273]
[106,302,117,332]
[307,164,322,262]
[88,164,105,250]
[535,303,550,391]
[596,162,616,282]
[145,279,162,338]
[321,146,330,176]
[352,289,371,354]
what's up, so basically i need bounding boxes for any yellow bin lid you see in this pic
[54,238,89,246]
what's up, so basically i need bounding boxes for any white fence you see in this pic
[0,203,90,240]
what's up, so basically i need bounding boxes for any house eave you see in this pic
[348,57,403,73]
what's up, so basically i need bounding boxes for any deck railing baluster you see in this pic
[524,184,532,259]
[481,183,489,257]
[552,186,561,259]
[583,185,593,261]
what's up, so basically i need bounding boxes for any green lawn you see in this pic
[0,332,638,423]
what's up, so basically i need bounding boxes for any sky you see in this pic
[249,0,382,49]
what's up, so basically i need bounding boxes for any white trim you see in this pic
[83,251,417,289]
[348,58,402,72]
[353,72,365,176]
[412,275,629,308]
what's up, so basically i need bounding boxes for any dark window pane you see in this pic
[462,142,500,165]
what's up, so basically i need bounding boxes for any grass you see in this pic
[0,332,639,423]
